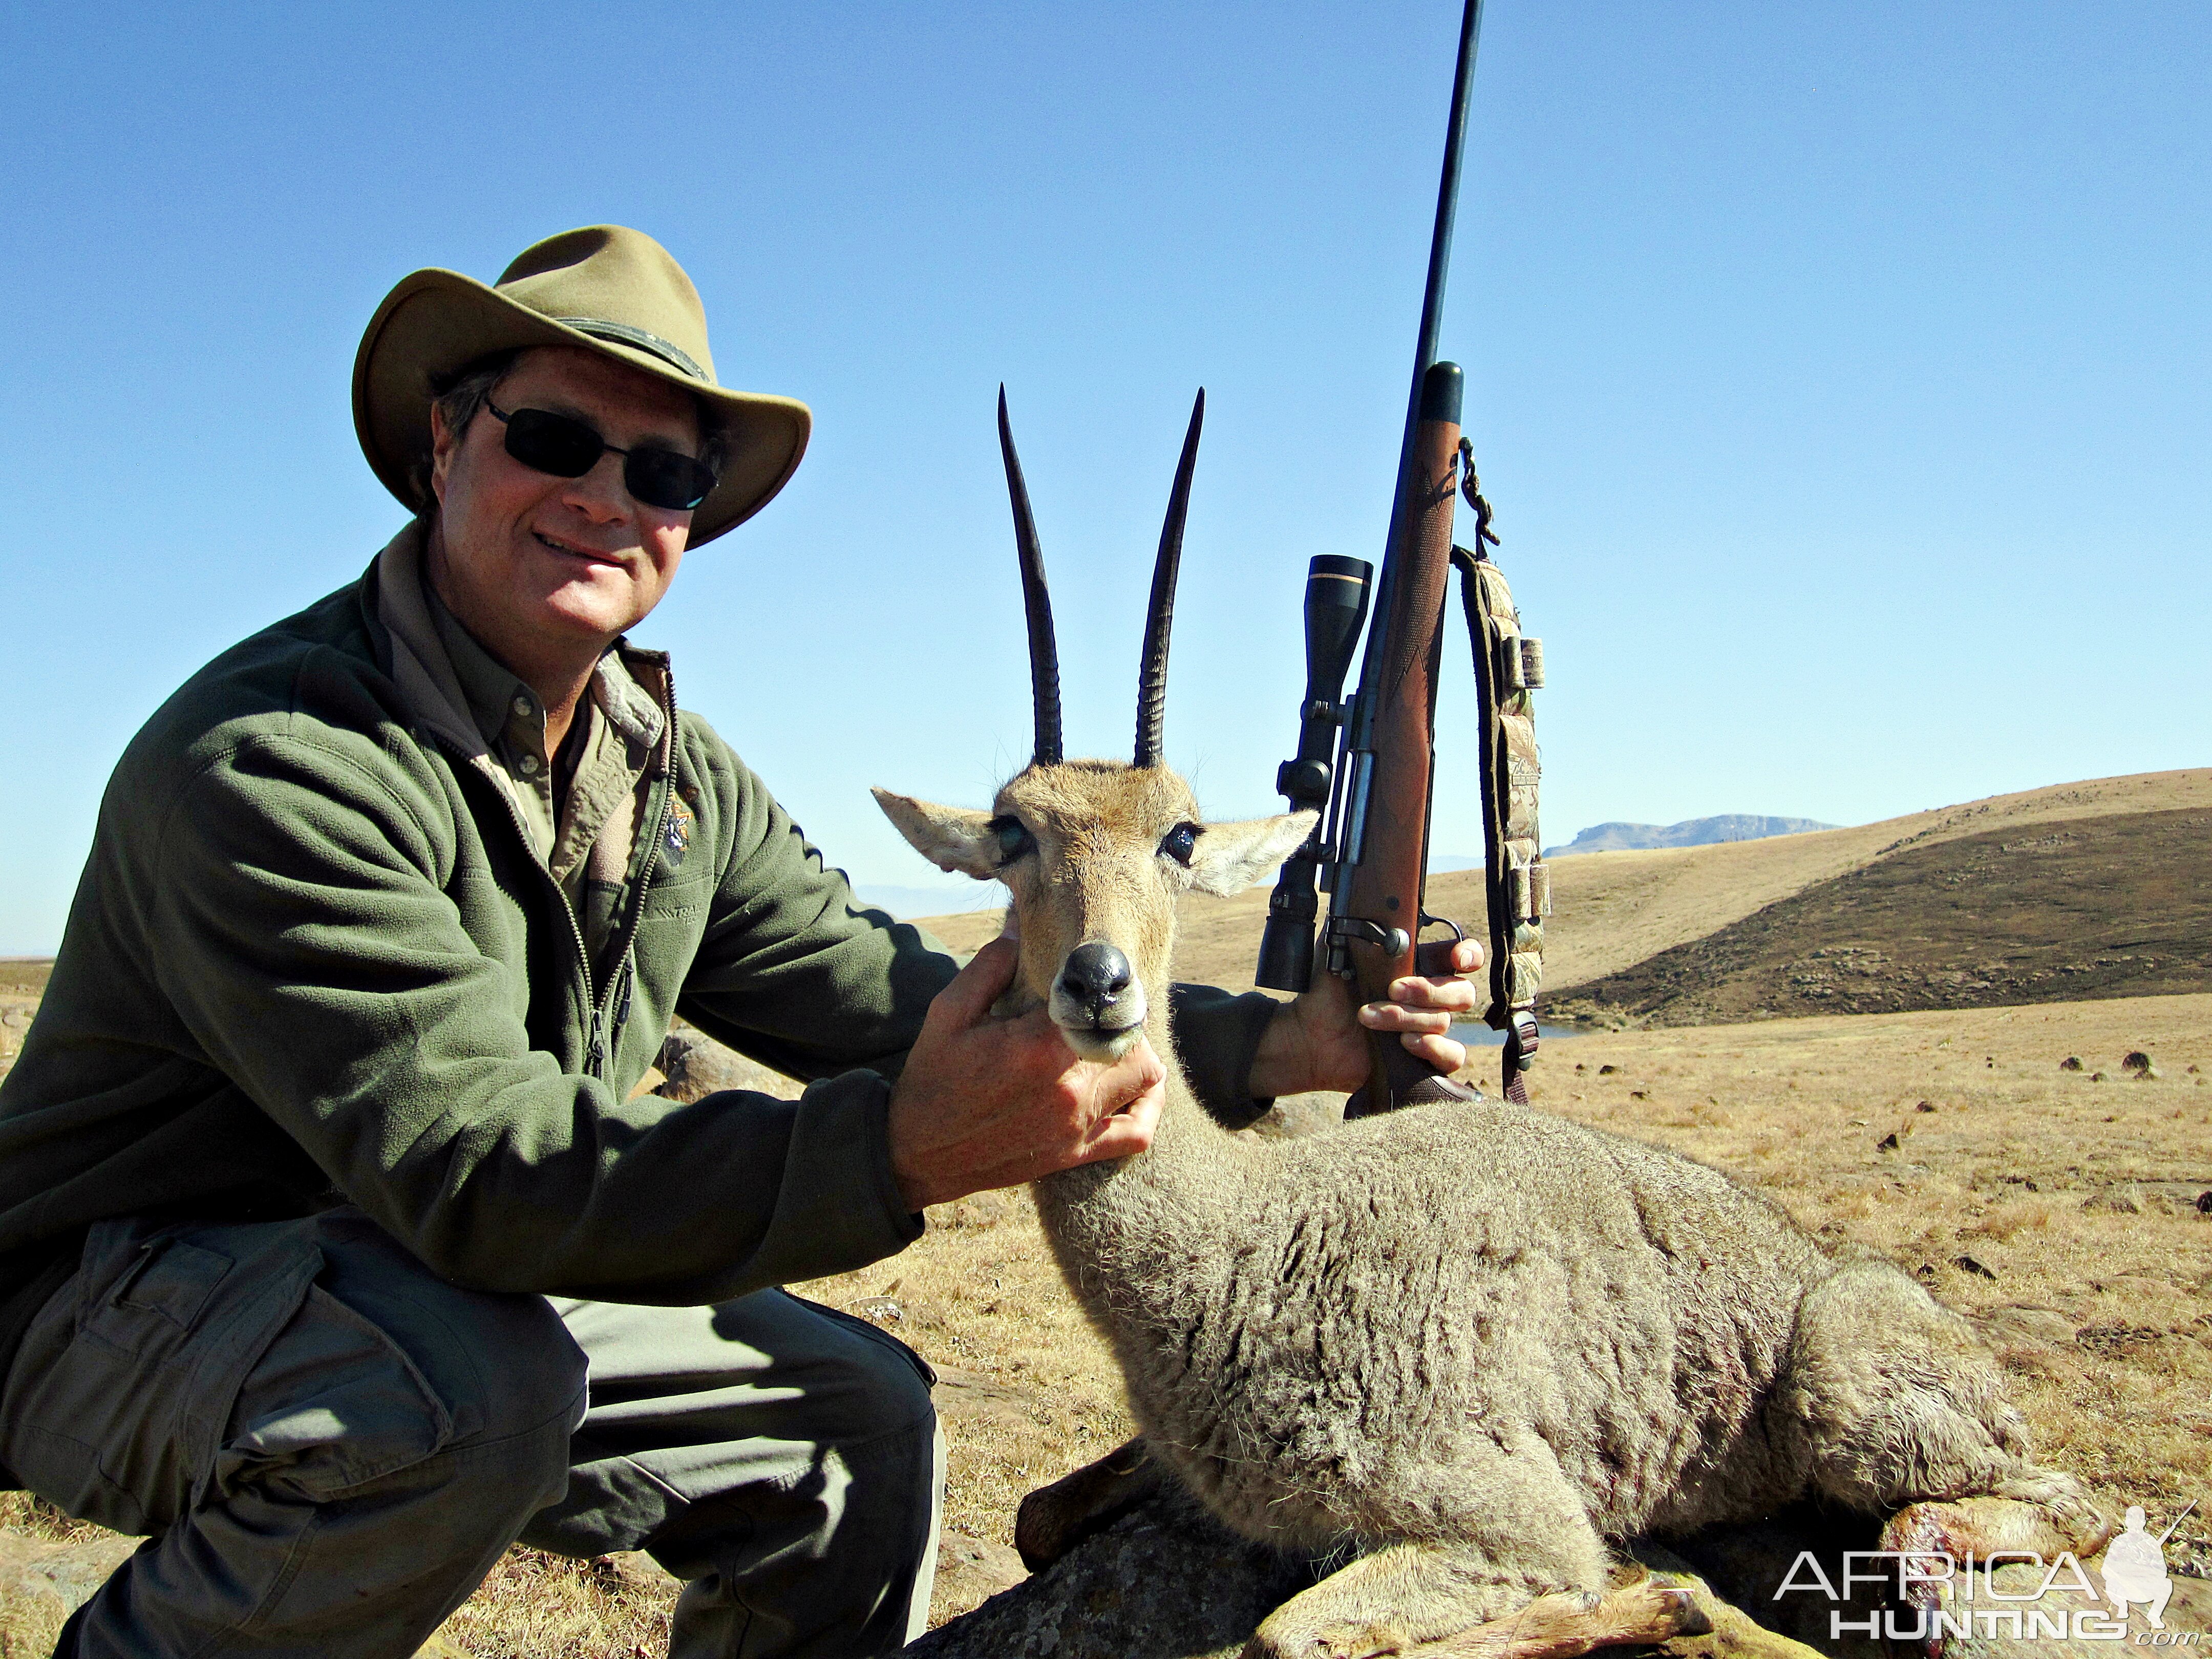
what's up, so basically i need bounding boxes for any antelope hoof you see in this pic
[1013,1436,1162,1570]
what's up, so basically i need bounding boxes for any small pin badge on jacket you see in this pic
[664,796,695,868]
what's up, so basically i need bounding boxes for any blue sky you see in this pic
[2,2,2206,952]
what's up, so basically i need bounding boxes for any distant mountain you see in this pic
[1544,815,1837,858]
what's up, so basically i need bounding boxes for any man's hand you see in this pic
[887,938,1167,1213]
[1247,936,1485,1098]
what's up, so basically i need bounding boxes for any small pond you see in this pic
[1448,1020,1583,1048]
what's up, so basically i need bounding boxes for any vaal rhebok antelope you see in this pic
[876,390,2109,1659]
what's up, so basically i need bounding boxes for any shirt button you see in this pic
[513,695,534,716]
[517,753,541,775]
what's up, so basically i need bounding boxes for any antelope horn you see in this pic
[998,386,1063,767]
[1134,388,1204,768]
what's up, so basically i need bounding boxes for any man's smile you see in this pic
[532,529,624,567]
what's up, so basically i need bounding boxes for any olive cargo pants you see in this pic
[0,1209,943,1657]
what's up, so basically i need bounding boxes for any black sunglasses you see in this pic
[483,399,719,513]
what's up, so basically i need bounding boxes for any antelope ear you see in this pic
[1187,811,1320,897]
[871,788,1001,880]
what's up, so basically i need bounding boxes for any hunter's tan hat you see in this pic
[353,225,810,545]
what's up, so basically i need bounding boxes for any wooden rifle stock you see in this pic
[1334,364,1473,1113]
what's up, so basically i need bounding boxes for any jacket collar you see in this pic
[371,521,486,761]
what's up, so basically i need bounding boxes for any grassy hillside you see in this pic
[909,768,2212,1014]
[1556,806,2212,1026]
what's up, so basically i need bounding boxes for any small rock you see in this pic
[1629,1089,1649,1101]
[2090,1071,2108,1082]
[2082,1186,2143,1215]
[2121,1050,2158,1079]
[2059,1056,2083,1072]
[597,1550,679,1593]
[1876,1132,1900,1151]
[930,1367,1041,1434]
[1599,1064,1620,1076]
[1915,1100,1937,1112]
[0,1529,140,1652]
[654,1028,804,1103]
[853,1296,905,1323]
[1953,1254,1997,1280]
[933,1530,1028,1613]
[1239,1092,1346,1141]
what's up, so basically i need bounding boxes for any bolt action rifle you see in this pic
[1255,0,1551,1112]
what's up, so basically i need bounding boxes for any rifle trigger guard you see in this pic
[1417,912,1464,944]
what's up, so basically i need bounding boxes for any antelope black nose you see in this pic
[1060,942,1133,1012]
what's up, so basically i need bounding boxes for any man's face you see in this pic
[429,344,701,658]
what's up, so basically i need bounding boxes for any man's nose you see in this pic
[1059,942,1132,1016]
[562,455,632,524]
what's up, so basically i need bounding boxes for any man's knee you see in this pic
[758,1292,938,1453]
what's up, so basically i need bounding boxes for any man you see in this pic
[2100,1506,2176,1629]
[0,226,1478,1657]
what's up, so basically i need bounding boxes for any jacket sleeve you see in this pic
[669,735,959,1086]
[144,731,919,1304]
[1167,983,1285,1129]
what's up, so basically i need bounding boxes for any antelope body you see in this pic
[877,393,2107,1659]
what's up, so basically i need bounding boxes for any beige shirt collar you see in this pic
[371,522,670,898]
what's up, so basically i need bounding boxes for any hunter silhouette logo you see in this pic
[1775,1499,2201,1645]
[2103,1502,2196,1631]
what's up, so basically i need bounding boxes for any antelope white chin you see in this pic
[1061,1022,1145,1064]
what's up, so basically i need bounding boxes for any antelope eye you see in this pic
[989,816,1034,865]
[1159,822,1199,866]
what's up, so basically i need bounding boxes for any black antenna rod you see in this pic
[1348,0,1486,757]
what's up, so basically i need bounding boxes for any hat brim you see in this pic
[353,267,810,547]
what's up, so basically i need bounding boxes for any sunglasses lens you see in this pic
[502,408,604,478]
[625,450,718,513]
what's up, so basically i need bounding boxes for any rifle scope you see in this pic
[1256,555,1374,993]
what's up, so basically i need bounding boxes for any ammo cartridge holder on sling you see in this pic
[1453,459,1550,1102]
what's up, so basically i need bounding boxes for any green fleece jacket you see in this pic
[0,529,1279,1375]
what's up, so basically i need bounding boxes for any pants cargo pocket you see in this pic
[2,1218,325,1536]
[210,1281,455,1502]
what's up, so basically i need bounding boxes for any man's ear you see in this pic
[429,401,457,505]
[1188,811,1320,897]
[871,789,1001,879]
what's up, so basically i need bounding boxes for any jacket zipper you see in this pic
[418,660,679,1085]
[420,729,603,1075]
[597,664,679,1074]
